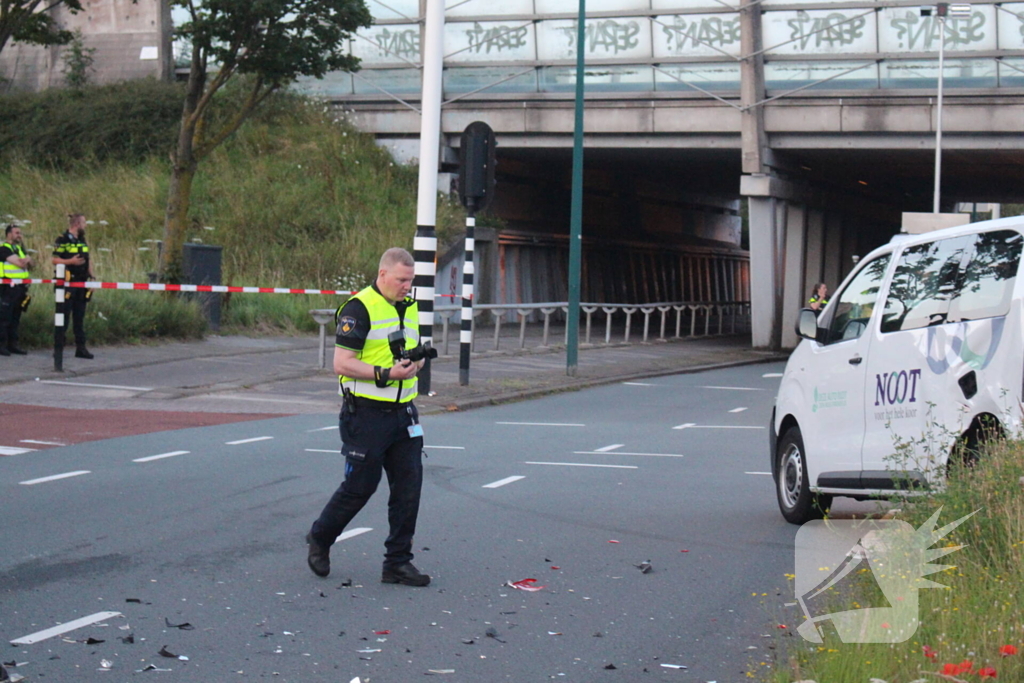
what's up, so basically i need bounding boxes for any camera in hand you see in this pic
[388,330,439,363]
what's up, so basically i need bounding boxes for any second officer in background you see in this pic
[306,247,431,587]
[52,213,95,359]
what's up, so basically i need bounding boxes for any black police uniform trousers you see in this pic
[61,287,88,349]
[310,399,424,568]
[0,284,26,349]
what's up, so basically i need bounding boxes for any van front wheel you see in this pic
[776,426,832,525]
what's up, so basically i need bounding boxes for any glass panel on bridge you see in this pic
[444,66,539,93]
[353,68,423,94]
[295,71,355,97]
[654,63,740,91]
[880,59,997,89]
[539,65,655,92]
[366,0,420,21]
[764,60,879,90]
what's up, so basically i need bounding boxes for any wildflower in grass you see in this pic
[978,665,997,678]
[923,645,938,659]
[1000,644,1017,656]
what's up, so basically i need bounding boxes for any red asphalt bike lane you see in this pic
[0,404,289,452]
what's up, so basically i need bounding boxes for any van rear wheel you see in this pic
[776,426,832,525]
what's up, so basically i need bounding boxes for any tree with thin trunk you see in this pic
[161,0,371,280]
[0,0,85,56]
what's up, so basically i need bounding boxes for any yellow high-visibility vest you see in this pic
[338,286,420,403]
[1,242,28,280]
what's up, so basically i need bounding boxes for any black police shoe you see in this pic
[305,532,330,577]
[8,346,27,355]
[75,347,94,359]
[382,562,431,587]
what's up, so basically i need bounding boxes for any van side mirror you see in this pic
[796,309,821,342]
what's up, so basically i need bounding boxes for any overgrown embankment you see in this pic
[767,438,1024,682]
[0,80,465,347]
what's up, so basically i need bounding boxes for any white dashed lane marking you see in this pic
[673,423,765,430]
[729,407,749,413]
[696,386,764,391]
[336,527,373,542]
[622,382,656,386]
[306,426,337,432]
[10,611,123,646]
[745,471,772,476]
[225,436,274,445]
[19,470,91,486]
[574,450,683,458]
[496,422,585,427]
[763,373,784,378]
[0,446,36,455]
[133,451,190,463]
[525,461,638,469]
[424,445,466,450]
[483,476,525,489]
[20,439,65,446]
[594,444,624,452]
[306,449,341,454]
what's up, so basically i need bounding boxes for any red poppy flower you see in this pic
[922,645,937,660]
[978,665,997,678]
[959,659,974,674]
[943,663,961,675]
[1000,644,1018,657]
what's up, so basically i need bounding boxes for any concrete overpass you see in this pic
[298,0,1024,348]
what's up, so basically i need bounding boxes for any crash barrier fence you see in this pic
[311,300,752,368]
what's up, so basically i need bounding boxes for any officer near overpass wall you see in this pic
[0,223,34,356]
[52,213,94,359]
[306,247,431,587]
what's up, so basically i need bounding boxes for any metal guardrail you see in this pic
[310,300,750,368]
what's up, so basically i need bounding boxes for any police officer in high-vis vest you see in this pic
[52,213,95,359]
[306,247,431,586]
[808,282,829,316]
[0,224,34,356]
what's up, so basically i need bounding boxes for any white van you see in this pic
[771,216,1024,524]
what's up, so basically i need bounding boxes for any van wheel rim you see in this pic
[780,444,803,509]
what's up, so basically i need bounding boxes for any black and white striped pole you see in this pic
[54,263,66,371]
[413,0,445,395]
[457,121,497,386]
[459,209,475,385]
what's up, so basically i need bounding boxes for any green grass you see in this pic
[1,85,466,347]
[767,438,1024,682]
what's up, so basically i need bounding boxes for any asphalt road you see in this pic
[1,362,813,682]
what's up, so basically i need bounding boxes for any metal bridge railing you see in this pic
[311,301,749,367]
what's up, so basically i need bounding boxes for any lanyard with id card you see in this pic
[407,405,423,438]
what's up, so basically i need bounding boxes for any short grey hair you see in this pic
[379,247,414,271]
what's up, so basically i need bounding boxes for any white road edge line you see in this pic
[673,424,765,430]
[745,471,772,475]
[525,461,638,469]
[305,448,341,453]
[496,422,585,427]
[11,611,123,645]
[336,527,373,542]
[483,475,525,489]
[133,451,190,463]
[594,444,624,452]
[225,436,274,445]
[20,439,65,446]
[39,380,153,391]
[729,407,749,413]
[696,386,764,391]
[425,445,466,450]
[573,451,683,458]
[19,470,91,486]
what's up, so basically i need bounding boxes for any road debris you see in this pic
[164,618,195,631]
[660,663,688,670]
[604,664,617,670]
[485,627,506,643]
[635,561,653,574]
[427,670,455,675]
[99,659,113,670]
[137,664,173,672]
[505,578,545,592]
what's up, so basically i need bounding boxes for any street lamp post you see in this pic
[929,2,972,213]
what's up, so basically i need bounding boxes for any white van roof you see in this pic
[871,214,1024,260]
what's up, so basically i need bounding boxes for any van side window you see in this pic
[948,230,1022,322]
[823,254,890,344]
[881,235,973,333]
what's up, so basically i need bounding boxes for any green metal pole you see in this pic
[566,0,586,377]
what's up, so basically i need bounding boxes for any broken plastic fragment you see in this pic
[164,618,195,631]
[374,630,391,635]
[121,634,135,644]
[635,561,653,574]
[158,646,178,658]
[608,540,620,544]
[485,627,506,643]
[427,670,455,674]
[660,663,688,669]
[604,664,617,670]
[84,637,105,645]
[506,578,545,592]
[100,659,113,669]
[547,631,562,636]
[461,639,475,645]
[550,566,560,570]
[137,664,173,672]
[356,649,381,654]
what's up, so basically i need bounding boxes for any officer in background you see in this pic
[808,282,829,315]
[306,247,431,586]
[0,224,34,356]
[52,213,94,359]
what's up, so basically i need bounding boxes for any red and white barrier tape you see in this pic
[2,277,465,297]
